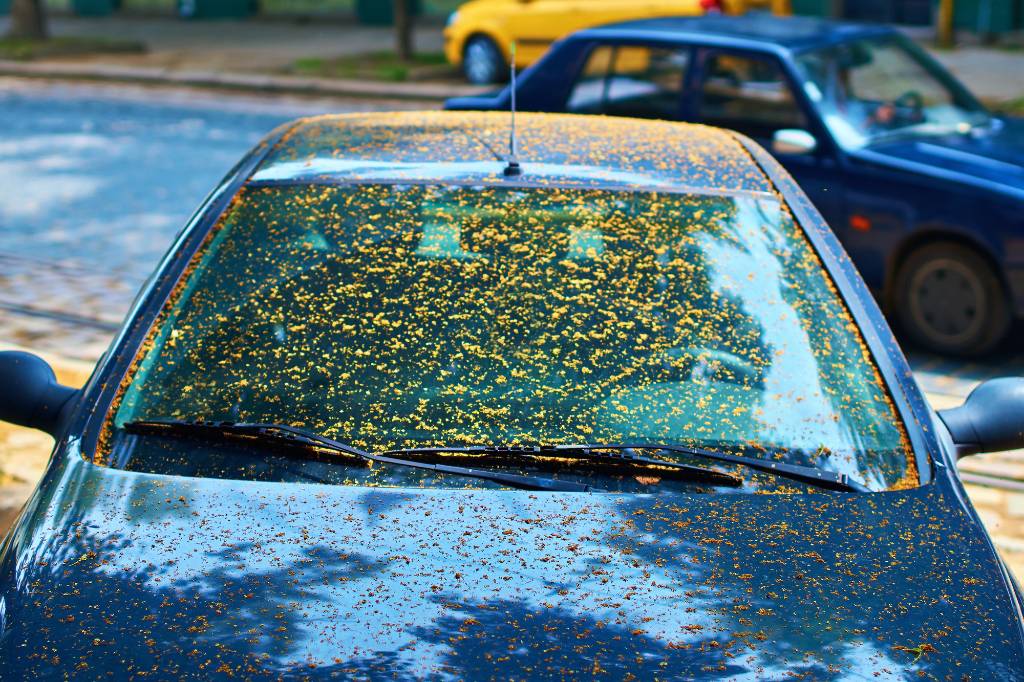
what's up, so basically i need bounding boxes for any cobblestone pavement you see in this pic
[1,82,1022,582]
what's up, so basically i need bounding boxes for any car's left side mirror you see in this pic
[772,129,818,156]
[937,378,1024,457]
[0,351,79,437]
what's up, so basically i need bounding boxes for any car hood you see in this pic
[854,117,1024,197]
[1,448,1021,679]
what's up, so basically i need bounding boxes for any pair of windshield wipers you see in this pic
[123,419,870,493]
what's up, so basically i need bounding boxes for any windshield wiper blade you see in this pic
[383,444,743,488]
[388,443,868,493]
[123,419,593,493]
[123,422,861,492]
[582,444,869,493]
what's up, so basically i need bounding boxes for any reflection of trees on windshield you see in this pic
[112,183,911,490]
[699,197,909,488]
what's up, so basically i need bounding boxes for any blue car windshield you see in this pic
[109,182,916,491]
[797,34,990,150]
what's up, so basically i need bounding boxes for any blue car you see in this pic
[447,14,1024,356]
[1,112,1023,678]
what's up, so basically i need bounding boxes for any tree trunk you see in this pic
[8,0,48,40]
[937,0,956,48]
[393,0,413,62]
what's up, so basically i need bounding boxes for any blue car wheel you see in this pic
[894,242,1011,356]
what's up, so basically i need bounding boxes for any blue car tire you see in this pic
[894,241,1011,356]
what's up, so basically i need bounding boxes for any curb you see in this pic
[0,60,488,103]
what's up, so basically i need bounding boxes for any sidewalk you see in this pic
[0,15,489,100]
[930,46,1024,105]
[0,59,485,100]
[0,15,1021,103]
[3,15,449,72]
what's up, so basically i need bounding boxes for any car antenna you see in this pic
[503,41,522,177]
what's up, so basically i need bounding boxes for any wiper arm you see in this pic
[384,444,743,488]
[123,419,593,493]
[388,443,867,493]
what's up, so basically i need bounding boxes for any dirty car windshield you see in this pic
[112,183,914,491]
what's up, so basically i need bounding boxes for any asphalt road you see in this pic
[0,79,422,357]
[0,79,419,278]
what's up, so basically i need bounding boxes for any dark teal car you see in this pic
[1,112,1023,679]
[446,14,1024,357]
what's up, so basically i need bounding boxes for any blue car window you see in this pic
[566,45,615,113]
[108,183,916,492]
[696,53,807,142]
[796,34,990,150]
[567,45,687,120]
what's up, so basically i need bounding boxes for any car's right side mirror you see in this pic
[937,378,1024,457]
[772,129,818,156]
[0,351,79,437]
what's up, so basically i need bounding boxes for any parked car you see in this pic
[444,0,718,84]
[446,14,1024,356]
[2,112,1023,679]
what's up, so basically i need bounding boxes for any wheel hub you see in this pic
[465,41,499,83]
[908,257,986,345]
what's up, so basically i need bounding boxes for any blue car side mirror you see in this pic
[938,378,1024,457]
[0,351,79,437]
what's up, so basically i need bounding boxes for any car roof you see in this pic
[579,13,894,52]
[251,111,774,196]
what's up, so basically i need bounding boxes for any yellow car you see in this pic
[444,0,720,84]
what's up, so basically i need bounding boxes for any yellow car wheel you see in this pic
[463,34,506,85]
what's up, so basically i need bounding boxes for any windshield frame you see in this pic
[67,124,936,491]
[792,31,990,152]
[111,179,912,479]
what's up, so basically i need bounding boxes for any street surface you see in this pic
[0,78,419,358]
[0,79,1021,576]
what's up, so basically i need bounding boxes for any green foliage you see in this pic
[0,35,145,60]
[989,96,1024,116]
[290,50,450,82]
[42,0,466,15]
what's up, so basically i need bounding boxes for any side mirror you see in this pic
[772,129,818,156]
[0,351,79,437]
[938,378,1024,457]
